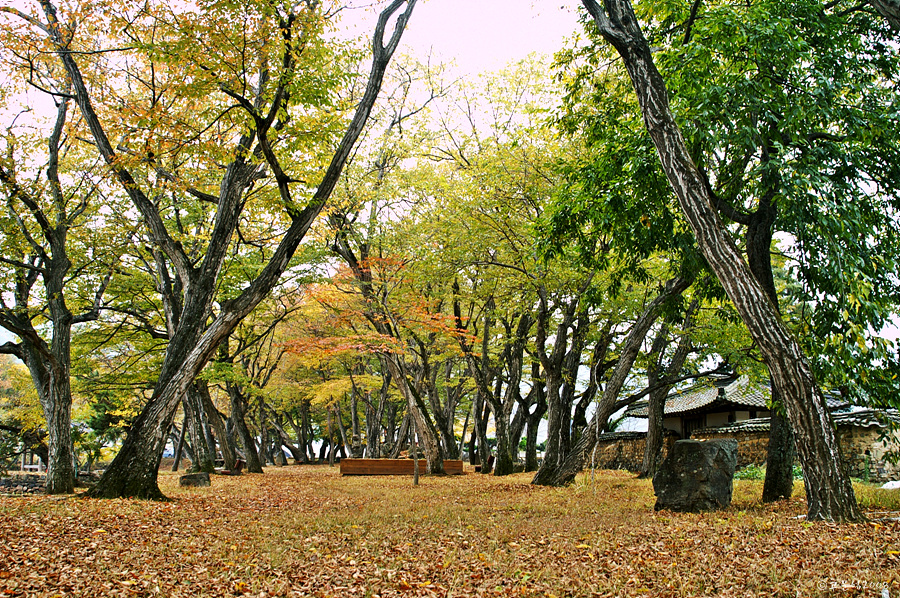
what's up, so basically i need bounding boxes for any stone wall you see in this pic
[836,426,900,483]
[596,424,900,482]
[594,431,678,472]
[690,430,769,469]
[0,474,45,495]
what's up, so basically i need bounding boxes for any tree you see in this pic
[639,299,698,478]
[578,0,863,522]
[0,355,47,470]
[1,0,417,498]
[0,88,123,493]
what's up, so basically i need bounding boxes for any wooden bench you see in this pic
[216,459,245,476]
[340,458,464,476]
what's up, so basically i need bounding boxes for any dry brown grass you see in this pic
[1,466,898,597]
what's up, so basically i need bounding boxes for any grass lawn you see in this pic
[1,466,898,597]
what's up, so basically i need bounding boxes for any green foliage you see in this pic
[551,0,900,406]
[735,463,804,481]
[734,464,765,480]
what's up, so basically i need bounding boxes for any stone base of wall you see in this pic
[0,474,45,495]
[837,427,900,483]
[594,431,679,472]
[691,430,769,470]
[597,424,900,483]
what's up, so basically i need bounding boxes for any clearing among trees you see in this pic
[0,467,898,597]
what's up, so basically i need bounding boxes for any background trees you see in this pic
[1,0,417,498]
[0,0,895,525]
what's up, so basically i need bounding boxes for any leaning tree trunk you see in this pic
[580,0,862,522]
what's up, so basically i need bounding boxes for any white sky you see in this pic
[340,0,582,76]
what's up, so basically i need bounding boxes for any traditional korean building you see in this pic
[625,375,779,438]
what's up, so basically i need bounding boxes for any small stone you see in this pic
[179,472,211,487]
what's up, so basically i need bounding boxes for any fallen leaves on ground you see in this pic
[0,467,897,597]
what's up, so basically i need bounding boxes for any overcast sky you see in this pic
[340,0,583,76]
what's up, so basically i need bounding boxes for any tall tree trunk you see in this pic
[257,405,270,467]
[171,417,187,472]
[580,0,862,522]
[333,401,351,458]
[522,362,547,473]
[764,404,796,501]
[640,375,667,479]
[197,381,235,470]
[17,286,78,494]
[272,415,304,463]
[183,392,215,473]
[41,383,75,495]
[509,404,525,464]
[458,402,471,461]
[383,356,444,474]
[326,409,335,467]
[530,289,589,484]
[523,412,543,472]
[474,394,491,473]
[746,191,797,502]
[389,412,410,459]
[227,383,263,473]
[349,389,362,458]
[300,401,313,463]
[640,301,697,478]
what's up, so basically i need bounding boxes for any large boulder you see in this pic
[179,472,211,488]
[653,439,737,513]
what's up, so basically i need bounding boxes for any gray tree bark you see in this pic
[0,94,111,494]
[533,274,691,487]
[580,0,862,522]
[37,0,420,499]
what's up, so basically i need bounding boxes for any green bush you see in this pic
[734,464,765,480]
[735,464,804,481]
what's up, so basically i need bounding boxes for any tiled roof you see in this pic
[627,376,768,418]
[627,375,849,418]
[692,409,900,436]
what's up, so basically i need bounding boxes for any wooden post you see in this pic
[412,416,419,486]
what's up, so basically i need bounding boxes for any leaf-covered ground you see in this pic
[0,467,898,597]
